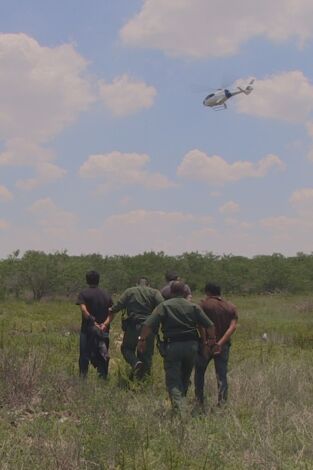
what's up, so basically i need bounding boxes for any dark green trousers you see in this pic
[121,323,155,377]
[163,340,199,412]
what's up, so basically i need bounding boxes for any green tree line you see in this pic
[0,249,313,301]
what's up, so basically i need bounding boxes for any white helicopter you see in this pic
[203,79,255,110]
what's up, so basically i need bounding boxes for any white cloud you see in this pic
[2,208,213,256]
[306,121,313,138]
[0,33,93,143]
[119,196,132,206]
[235,71,313,123]
[106,210,192,226]
[260,189,313,251]
[290,187,313,204]
[0,33,94,187]
[260,215,299,230]
[28,198,58,214]
[84,208,312,256]
[260,213,313,252]
[88,209,214,254]
[235,73,313,163]
[289,188,313,215]
[192,227,216,237]
[2,200,311,256]
[209,191,221,198]
[29,198,77,237]
[307,148,313,162]
[240,222,254,230]
[16,162,66,190]
[219,201,240,215]
[79,151,175,190]
[0,199,78,254]
[177,149,284,185]
[0,185,13,202]
[99,75,156,117]
[224,218,239,226]
[305,121,313,161]
[120,0,313,59]
[0,219,9,230]
[0,140,56,167]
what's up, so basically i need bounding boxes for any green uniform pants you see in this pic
[121,323,155,377]
[163,340,199,412]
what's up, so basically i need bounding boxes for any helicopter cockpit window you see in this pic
[205,93,214,100]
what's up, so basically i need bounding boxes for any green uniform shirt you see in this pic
[144,296,213,339]
[111,286,164,322]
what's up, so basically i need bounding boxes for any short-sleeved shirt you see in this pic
[76,286,113,332]
[200,296,238,342]
[144,296,213,340]
[111,286,164,323]
[161,281,192,300]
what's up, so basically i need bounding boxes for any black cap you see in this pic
[165,270,178,282]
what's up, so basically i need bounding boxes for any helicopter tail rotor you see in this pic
[237,81,254,95]
[244,78,255,94]
[244,85,253,94]
[236,78,255,95]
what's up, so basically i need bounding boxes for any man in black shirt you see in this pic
[76,270,113,378]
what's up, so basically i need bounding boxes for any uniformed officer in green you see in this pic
[110,277,164,379]
[138,281,215,412]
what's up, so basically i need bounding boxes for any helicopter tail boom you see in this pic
[237,78,255,95]
[237,85,253,95]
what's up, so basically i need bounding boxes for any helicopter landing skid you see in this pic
[213,105,226,111]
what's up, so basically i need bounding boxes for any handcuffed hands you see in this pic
[211,343,222,355]
[137,338,146,354]
[201,340,222,358]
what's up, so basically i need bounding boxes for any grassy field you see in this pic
[1,295,313,469]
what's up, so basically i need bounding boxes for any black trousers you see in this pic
[79,331,109,378]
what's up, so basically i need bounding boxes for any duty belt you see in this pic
[166,333,199,343]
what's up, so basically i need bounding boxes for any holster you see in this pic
[121,315,129,332]
[156,334,167,358]
[121,313,138,331]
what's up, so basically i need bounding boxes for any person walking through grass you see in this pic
[194,282,238,407]
[109,277,163,380]
[138,281,215,414]
[76,270,113,379]
[161,270,192,300]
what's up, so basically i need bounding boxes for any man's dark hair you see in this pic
[170,281,186,297]
[86,270,100,286]
[204,282,221,296]
[165,270,178,282]
[138,277,149,286]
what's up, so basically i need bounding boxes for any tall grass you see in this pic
[0,296,313,469]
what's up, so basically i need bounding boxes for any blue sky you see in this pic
[1,0,313,257]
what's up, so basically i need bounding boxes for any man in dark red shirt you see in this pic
[194,282,238,406]
[76,271,113,379]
